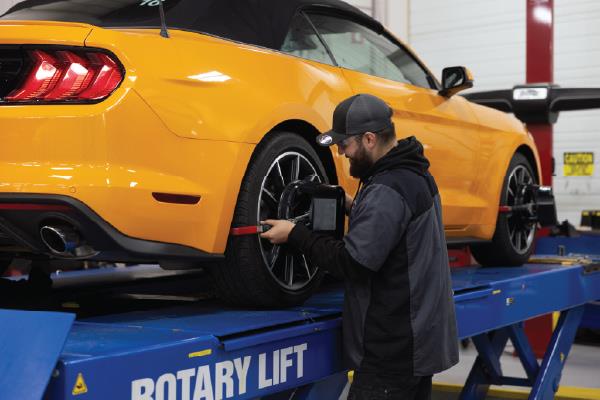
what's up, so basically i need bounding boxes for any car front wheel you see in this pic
[471,153,538,266]
[211,132,327,307]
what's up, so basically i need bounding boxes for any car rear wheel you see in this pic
[211,132,326,307]
[471,153,537,266]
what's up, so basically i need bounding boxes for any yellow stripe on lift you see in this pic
[188,349,212,358]
[434,382,600,399]
[558,387,600,399]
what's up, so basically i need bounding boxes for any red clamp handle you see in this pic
[230,225,272,236]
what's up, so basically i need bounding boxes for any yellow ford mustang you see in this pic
[0,0,544,306]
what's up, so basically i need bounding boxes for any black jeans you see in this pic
[348,373,432,400]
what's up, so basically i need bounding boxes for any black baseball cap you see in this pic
[316,93,393,147]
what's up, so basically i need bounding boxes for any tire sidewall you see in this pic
[229,132,327,304]
[493,153,537,263]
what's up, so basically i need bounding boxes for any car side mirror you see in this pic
[439,66,474,97]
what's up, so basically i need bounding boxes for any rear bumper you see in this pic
[0,194,223,264]
[0,87,255,254]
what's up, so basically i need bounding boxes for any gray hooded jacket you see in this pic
[289,136,458,376]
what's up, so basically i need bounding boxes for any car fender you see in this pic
[477,137,541,236]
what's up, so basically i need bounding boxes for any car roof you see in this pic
[2,0,381,50]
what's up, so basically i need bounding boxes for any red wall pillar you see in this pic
[525,0,555,357]
[527,0,554,83]
[527,0,554,186]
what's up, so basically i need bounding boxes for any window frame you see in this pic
[279,10,339,67]
[302,8,441,90]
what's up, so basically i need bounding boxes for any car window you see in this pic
[307,13,433,89]
[280,13,335,66]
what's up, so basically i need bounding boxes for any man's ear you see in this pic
[363,132,377,149]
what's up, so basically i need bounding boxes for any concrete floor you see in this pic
[432,333,600,399]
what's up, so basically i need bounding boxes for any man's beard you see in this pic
[349,142,374,179]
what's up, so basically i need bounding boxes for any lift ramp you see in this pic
[0,259,598,399]
[0,310,74,400]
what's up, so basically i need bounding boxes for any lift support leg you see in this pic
[459,305,584,400]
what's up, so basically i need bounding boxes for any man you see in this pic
[261,94,458,399]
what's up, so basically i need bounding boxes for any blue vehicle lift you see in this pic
[536,233,600,332]
[1,257,599,400]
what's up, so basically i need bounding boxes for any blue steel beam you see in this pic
[536,234,600,257]
[460,329,509,400]
[508,323,540,383]
[529,306,585,400]
[471,331,506,382]
[0,310,74,400]
[45,290,345,400]
[582,303,600,329]
[453,264,600,339]
[500,377,532,387]
[459,318,583,400]
[36,263,599,399]
[459,307,586,400]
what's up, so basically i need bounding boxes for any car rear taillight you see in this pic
[78,53,123,100]
[2,48,123,103]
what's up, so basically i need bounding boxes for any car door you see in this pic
[305,12,486,231]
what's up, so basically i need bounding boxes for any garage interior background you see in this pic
[1,0,598,227]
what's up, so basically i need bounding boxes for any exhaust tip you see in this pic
[40,225,79,256]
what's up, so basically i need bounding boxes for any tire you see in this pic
[471,153,537,267]
[211,132,326,307]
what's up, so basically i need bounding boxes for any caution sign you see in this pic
[72,373,88,396]
[564,152,594,176]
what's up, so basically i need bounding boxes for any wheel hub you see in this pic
[504,165,537,255]
[256,152,322,290]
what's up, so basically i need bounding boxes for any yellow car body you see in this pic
[0,21,540,253]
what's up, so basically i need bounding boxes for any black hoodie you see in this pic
[361,135,430,181]
[289,136,458,377]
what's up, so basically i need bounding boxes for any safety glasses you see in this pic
[337,134,363,151]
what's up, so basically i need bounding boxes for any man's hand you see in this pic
[260,219,296,244]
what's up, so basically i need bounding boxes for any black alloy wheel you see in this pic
[471,153,538,267]
[257,151,322,291]
[504,164,537,255]
[211,132,327,307]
